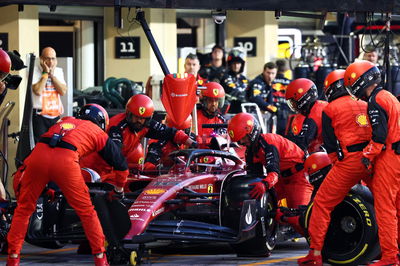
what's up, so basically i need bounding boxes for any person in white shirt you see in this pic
[32,47,67,142]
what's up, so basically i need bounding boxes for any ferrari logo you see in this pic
[311,163,317,170]
[203,157,209,163]
[293,125,298,135]
[60,123,75,130]
[207,184,213,193]
[298,88,304,94]
[144,189,166,195]
[356,114,368,127]
[213,88,219,96]
[139,107,146,115]
[198,80,203,85]
[228,130,234,138]
[324,80,328,87]
[247,120,253,126]
[351,72,356,79]
[138,157,144,164]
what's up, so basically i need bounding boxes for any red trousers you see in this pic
[371,149,400,261]
[309,152,371,251]
[7,144,105,255]
[275,169,313,208]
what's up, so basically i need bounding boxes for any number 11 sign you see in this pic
[115,36,141,59]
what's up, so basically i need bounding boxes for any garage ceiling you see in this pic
[0,0,397,12]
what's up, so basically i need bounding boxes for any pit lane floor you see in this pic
[0,238,317,265]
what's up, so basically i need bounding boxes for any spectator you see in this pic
[198,45,226,82]
[362,45,379,65]
[32,47,67,143]
[247,62,278,114]
[273,59,292,135]
[184,53,207,86]
[220,49,249,113]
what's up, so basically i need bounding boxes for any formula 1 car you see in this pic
[0,148,279,265]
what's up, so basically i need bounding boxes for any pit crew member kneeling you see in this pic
[227,112,313,234]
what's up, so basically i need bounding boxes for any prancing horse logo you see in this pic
[139,107,146,115]
[213,88,219,96]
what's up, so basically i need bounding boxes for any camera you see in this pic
[3,74,22,90]
[1,50,25,90]
[211,10,227,24]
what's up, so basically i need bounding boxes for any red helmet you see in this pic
[324,70,347,102]
[344,60,381,98]
[166,114,192,130]
[304,152,332,187]
[126,94,154,118]
[78,104,109,131]
[201,82,225,109]
[228,113,261,142]
[285,78,318,115]
[0,49,11,82]
[128,143,144,166]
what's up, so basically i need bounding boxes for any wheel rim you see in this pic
[324,200,364,254]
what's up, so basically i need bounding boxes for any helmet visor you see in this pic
[286,98,299,113]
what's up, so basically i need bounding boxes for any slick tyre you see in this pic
[302,193,379,265]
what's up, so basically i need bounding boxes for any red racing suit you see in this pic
[285,113,305,138]
[362,88,400,261]
[80,113,189,184]
[196,108,226,147]
[286,100,328,153]
[247,133,313,208]
[308,95,372,251]
[8,117,129,256]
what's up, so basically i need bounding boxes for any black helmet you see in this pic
[78,104,109,131]
[227,48,245,73]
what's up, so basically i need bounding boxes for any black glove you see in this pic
[190,140,198,148]
[108,126,123,147]
[361,157,372,171]
[107,188,124,201]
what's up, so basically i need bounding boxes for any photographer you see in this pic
[0,49,24,106]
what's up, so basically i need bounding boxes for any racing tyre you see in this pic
[301,192,380,265]
[221,175,278,257]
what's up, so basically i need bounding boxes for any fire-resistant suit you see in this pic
[363,87,400,262]
[308,95,372,251]
[196,107,226,146]
[247,133,313,208]
[286,100,328,153]
[80,112,190,183]
[7,116,128,256]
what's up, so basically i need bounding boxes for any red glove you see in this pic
[249,172,278,199]
[249,181,267,199]
[275,207,285,223]
[362,141,384,162]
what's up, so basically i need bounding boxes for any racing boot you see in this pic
[6,256,20,266]
[94,253,109,266]
[297,249,323,265]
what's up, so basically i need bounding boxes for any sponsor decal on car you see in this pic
[245,205,252,225]
[140,196,158,200]
[152,207,165,217]
[131,208,151,212]
[144,188,166,195]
